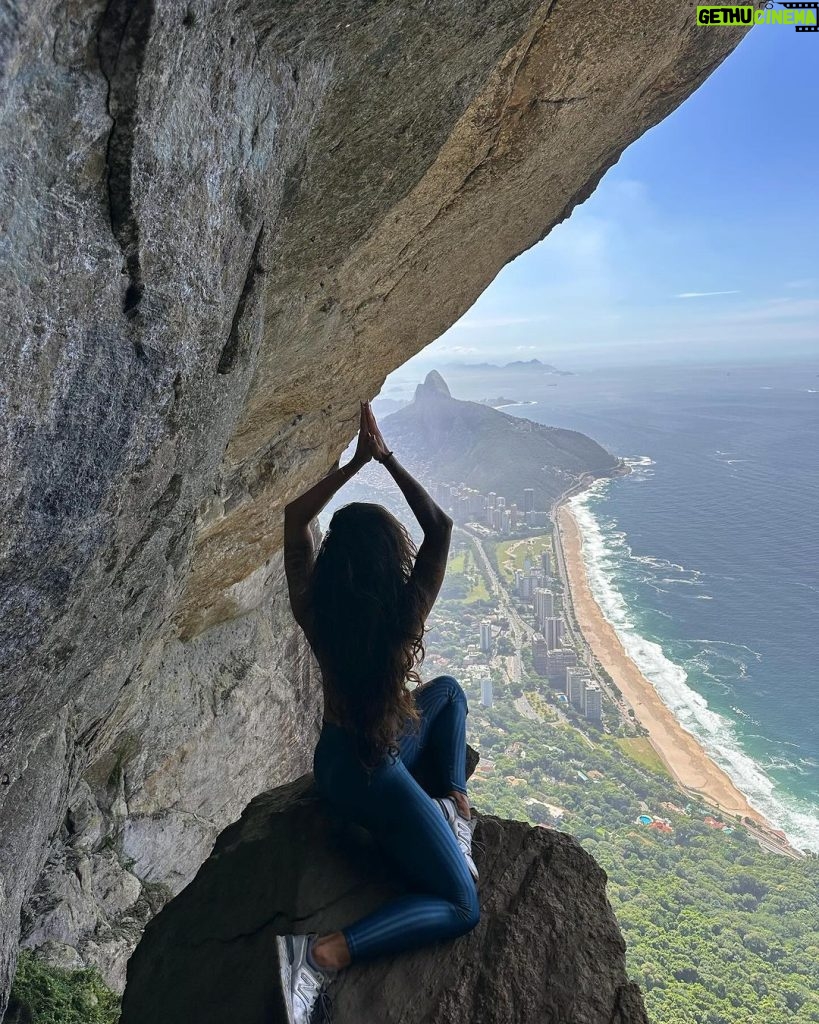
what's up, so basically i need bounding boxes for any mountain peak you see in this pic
[384,379,618,508]
[414,370,451,401]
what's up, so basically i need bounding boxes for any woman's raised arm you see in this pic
[364,403,452,619]
[283,402,372,632]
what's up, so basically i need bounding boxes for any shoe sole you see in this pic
[467,816,480,881]
[273,935,296,1024]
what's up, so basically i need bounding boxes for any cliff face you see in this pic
[0,0,751,1010]
[119,772,649,1024]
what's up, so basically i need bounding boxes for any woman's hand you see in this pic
[364,402,393,462]
[349,401,375,470]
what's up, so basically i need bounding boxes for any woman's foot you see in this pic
[449,790,471,820]
[311,931,351,971]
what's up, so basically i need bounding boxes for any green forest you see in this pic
[464,694,819,1024]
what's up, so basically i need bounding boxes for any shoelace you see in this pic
[436,798,486,873]
[440,799,475,848]
[314,986,333,1023]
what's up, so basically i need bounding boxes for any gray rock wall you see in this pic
[18,551,320,990]
[0,0,751,1011]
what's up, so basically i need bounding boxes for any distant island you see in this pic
[478,396,538,408]
[442,358,573,376]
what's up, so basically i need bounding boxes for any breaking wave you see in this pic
[569,479,819,853]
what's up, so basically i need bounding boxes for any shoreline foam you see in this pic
[556,502,787,838]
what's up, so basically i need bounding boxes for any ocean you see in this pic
[384,359,819,852]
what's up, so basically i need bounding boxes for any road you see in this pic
[455,525,588,730]
[514,694,541,721]
[457,525,528,680]
[460,525,532,638]
[461,513,615,723]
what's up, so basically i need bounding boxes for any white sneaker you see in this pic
[274,933,334,1023]
[436,796,479,882]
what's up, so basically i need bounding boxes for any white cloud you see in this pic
[676,290,741,299]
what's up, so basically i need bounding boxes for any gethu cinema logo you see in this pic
[697,4,818,28]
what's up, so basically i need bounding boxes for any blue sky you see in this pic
[393,17,818,376]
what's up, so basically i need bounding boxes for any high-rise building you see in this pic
[517,569,545,601]
[524,488,535,513]
[534,588,555,631]
[532,633,548,675]
[584,684,603,722]
[501,509,512,535]
[480,678,494,708]
[496,496,506,509]
[546,647,578,688]
[540,551,552,576]
[469,490,486,518]
[543,616,565,650]
[566,666,590,708]
[479,620,492,653]
[487,492,497,509]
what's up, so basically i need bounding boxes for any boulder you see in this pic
[121,772,648,1024]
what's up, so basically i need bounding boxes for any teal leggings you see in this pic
[313,675,480,962]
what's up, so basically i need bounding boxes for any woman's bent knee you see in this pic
[456,891,481,935]
[428,674,468,708]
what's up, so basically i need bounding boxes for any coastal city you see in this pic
[421,474,802,860]
[5,10,818,1021]
[426,476,636,729]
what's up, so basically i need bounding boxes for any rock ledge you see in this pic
[121,774,648,1024]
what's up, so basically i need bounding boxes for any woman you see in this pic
[274,401,480,1023]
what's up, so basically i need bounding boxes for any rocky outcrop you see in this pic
[384,370,619,506]
[120,771,648,1024]
[0,0,752,1010]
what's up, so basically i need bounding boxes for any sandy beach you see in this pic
[557,504,776,832]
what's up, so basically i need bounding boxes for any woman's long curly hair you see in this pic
[309,502,426,769]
